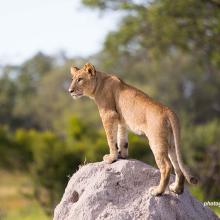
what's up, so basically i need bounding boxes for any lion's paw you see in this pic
[169,182,184,194]
[118,151,128,159]
[149,186,164,196]
[103,154,117,164]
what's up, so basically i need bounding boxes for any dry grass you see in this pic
[0,169,49,220]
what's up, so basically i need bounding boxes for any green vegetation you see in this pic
[1,0,220,218]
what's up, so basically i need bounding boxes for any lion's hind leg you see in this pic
[149,143,172,196]
[168,148,185,194]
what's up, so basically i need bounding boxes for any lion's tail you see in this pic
[167,110,198,185]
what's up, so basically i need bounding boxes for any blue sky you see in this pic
[0,0,120,65]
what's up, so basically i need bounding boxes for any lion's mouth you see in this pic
[70,93,83,99]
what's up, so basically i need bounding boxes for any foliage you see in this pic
[182,119,220,200]
[0,0,220,217]
[0,75,17,126]
[83,0,220,68]
[0,118,155,214]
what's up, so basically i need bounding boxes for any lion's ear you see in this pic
[83,63,96,76]
[70,66,79,75]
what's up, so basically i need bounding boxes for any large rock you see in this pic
[54,159,219,220]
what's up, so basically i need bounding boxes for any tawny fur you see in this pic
[69,63,198,196]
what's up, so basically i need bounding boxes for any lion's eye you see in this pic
[77,78,83,83]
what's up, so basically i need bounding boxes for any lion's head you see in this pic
[69,63,97,99]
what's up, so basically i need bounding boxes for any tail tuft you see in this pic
[189,176,198,185]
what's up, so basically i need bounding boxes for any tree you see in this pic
[82,0,220,70]
[0,74,17,125]
[81,0,220,123]
[81,0,220,203]
[13,53,55,129]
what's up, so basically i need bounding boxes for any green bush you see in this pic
[1,116,220,214]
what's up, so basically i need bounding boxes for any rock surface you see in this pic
[54,159,219,220]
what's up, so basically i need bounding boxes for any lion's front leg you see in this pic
[117,124,128,159]
[101,111,119,164]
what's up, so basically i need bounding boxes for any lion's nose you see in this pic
[69,88,74,93]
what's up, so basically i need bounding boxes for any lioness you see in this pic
[69,63,198,196]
